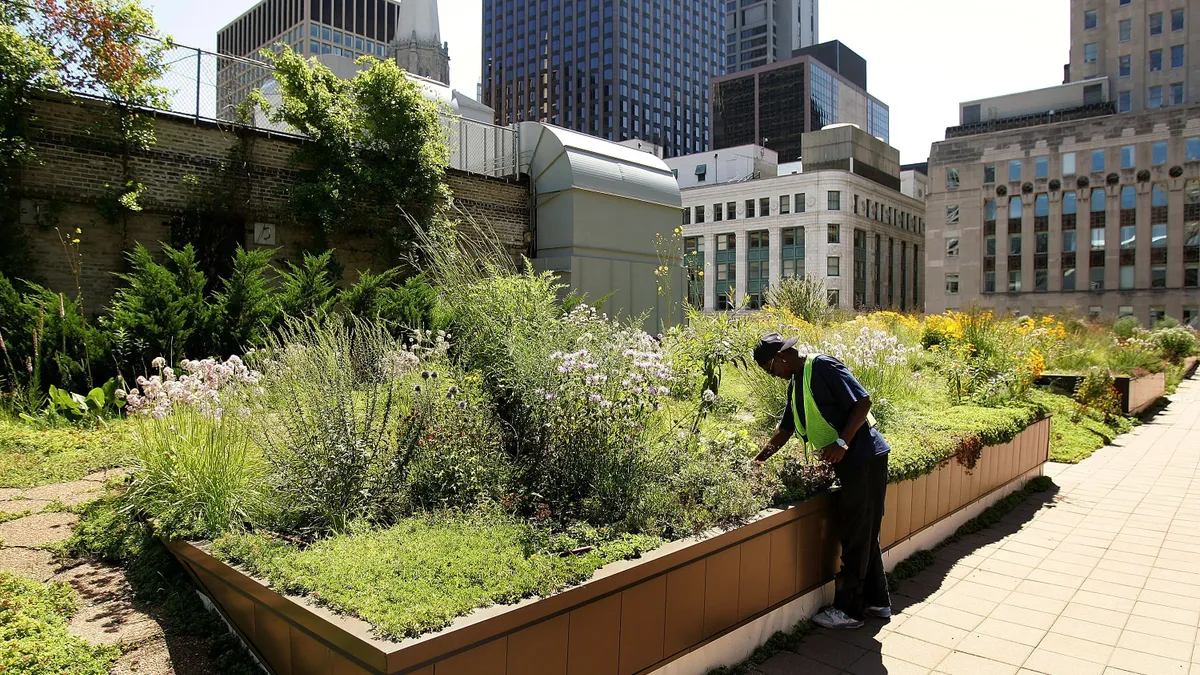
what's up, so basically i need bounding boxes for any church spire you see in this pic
[396,0,440,44]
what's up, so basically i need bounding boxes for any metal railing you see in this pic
[16,2,519,178]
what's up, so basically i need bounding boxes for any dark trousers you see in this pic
[832,452,890,620]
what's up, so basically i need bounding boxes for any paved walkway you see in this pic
[758,375,1200,675]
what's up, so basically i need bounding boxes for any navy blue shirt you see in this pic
[778,355,890,464]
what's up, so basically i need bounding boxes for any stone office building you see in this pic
[670,125,925,312]
[926,102,1200,326]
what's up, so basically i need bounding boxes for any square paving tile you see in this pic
[1050,615,1123,646]
[1106,647,1190,675]
[934,650,1019,675]
[989,604,1058,631]
[1021,649,1109,675]
[1115,629,1194,662]
[955,632,1033,666]
[879,633,952,669]
[1036,632,1114,665]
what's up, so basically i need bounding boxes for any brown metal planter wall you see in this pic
[169,418,1051,675]
[1124,372,1166,415]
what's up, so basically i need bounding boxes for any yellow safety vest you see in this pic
[791,354,876,459]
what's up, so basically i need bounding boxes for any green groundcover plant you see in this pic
[0,572,119,675]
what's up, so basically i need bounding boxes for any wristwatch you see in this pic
[835,438,849,450]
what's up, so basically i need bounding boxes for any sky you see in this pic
[149,0,1070,164]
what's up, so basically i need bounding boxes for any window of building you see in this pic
[1064,230,1077,253]
[946,237,960,257]
[1037,232,1049,254]
[946,274,960,295]
[983,164,995,183]
[1122,145,1136,169]
[1063,152,1076,176]
[1063,267,1077,291]
[1092,227,1106,250]
[695,164,707,181]
[1010,234,1022,255]
[827,290,840,307]
[727,202,737,221]
[795,193,806,213]
[1091,267,1105,290]
[1036,194,1050,217]
[1119,91,1132,113]
[1172,45,1185,68]
[984,272,996,293]
[946,168,960,190]
[695,205,705,223]
[1153,140,1168,165]
[1035,156,1048,179]
[1009,270,1022,292]
[1084,43,1098,63]
[1120,265,1136,289]
[985,199,997,222]
[1122,225,1137,248]
[1119,19,1132,42]
[986,235,997,256]
[1187,264,1200,288]
[745,199,755,218]
[1151,266,1168,288]
[1064,191,1078,215]
[1092,149,1106,173]
[1119,55,1132,77]
[828,224,841,244]
[1150,49,1163,71]
[1009,160,1022,182]
[827,256,840,276]
[1118,306,1135,318]
[760,197,770,217]
[1173,9,1186,31]
[947,205,960,227]
[1093,187,1107,212]
[780,195,790,214]
[1122,185,1137,210]
[1010,197,1023,219]
[714,203,723,221]
[682,207,691,225]
[1186,305,1200,327]
[1084,9,1098,29]
[828,191,841,211]
[1189,137,1200,161]
[1036,270,1049,292]
[1150,85,1164,108]
[1151,12,1163,35]
[1171,83,1185,105]
[1152,223,1168,248]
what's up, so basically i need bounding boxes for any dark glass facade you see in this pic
[480,0,724,158]
[711,55,888,163]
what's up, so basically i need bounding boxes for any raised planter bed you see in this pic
[168,418,1051,675]
[1184,356,1198,379]
[1037,372,1166,415]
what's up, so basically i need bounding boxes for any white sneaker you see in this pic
[865,606,892,619]
[812,607,864,629]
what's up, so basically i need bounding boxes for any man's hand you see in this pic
[820,442,847,464]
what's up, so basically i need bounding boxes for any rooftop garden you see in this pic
[6,231,1194,642]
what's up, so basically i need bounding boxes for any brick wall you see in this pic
[13,95,529,312]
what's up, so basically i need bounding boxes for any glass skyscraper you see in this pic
[480,0,725,158]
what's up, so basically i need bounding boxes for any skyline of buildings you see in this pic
[925,0,1200,326]
[478,0,727,158]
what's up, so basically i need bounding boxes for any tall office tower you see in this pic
[710,41,888,163]
[1067,0,1198,114]
[480,0,725,158]
[723,0,819,73]
[392,0,449,84]
[217,0,451,116]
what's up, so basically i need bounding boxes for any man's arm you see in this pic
[756,426,794,462]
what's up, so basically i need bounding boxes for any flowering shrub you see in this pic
[1152,326,1198,362]
[796,326,918,415]
[122,355,261,418]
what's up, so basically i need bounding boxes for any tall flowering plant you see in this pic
[796,326,919,415]
[121,355,262,418]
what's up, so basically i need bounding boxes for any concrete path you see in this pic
[758,375,1200,675]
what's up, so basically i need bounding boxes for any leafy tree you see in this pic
[278,250,339,319]
[265,48,450,255]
